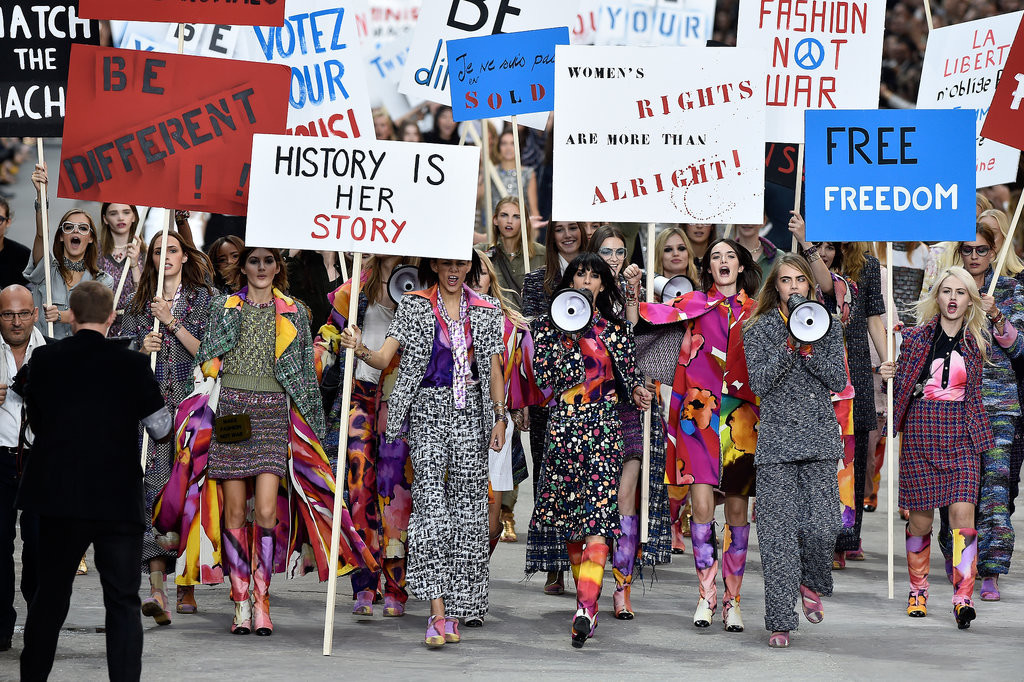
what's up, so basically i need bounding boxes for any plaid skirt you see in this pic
[899,398,979,510]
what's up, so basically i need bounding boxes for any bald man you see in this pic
[0,285,44,652]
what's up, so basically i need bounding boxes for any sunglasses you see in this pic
[60,222,92,235]
[959,245,991,257]
[598,247,627,258]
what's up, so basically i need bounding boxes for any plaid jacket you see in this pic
[196,288,325,438]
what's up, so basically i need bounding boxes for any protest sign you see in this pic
[765,141,801,188]
[804,109,976,242]
[245,134,481,258]
[57,45,290,214]
[447,27,568,121]
[0,2,100,136]
[366,33,412,117]
[571,0,600,45]
[980,15,1024,154]
[399,0,579,129]
[736,0,885,142]
[918,11,1021,188]
[366,0,418,41]
[78,0,286,26]
[552,45,766,223]
[594,0,715,47]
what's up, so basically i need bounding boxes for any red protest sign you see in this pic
[78,0,285,26]
[57,45,289,214]
[981,15,1024,151]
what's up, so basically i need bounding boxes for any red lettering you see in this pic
[312,214,330,239]
[391,219,406,241]
[370,217,388,242]
[465,91,478,109]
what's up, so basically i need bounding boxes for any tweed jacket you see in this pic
[384,284,504,442]
[891,316,994,453]
[196,287,325,438]
[521,266,553,321]
[980,269,1024,416]
[744,308,848,466]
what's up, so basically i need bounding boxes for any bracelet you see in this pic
[806,251,821,263]
[355,345,372,362]
[166,318,181,334]
[55,309,61,323]
[803,245,818,258]
[494,409,508,424]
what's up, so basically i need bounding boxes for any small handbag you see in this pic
[214,414,252,443]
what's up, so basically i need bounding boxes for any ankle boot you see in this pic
[952,528,978,629]
[567,541,584,590]
[690,520,719,627]
[141,572,172,626]
[722,524,749,633]
[905,526,930,618]
[253,525,276,636]
[572,542,609,648]
[612,515,638,620]
[223,526,252,635]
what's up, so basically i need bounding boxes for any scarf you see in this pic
[63,256,86,272]
[438,290,471,408]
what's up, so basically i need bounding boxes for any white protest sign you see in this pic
[366,33,413,118]
[246,134,480,258]
[594,0,715,47]
[115,21,242,57]
[398,0,579,129]
[552,45,766,223]
[736,0,884,142]
[367,0,421,41]
[917,11,1021,189]
[571,0,601,45]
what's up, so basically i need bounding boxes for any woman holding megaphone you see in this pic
[529,253,651,648]
[743,254,848,649]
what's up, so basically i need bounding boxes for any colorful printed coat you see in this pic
[153,287,376,584]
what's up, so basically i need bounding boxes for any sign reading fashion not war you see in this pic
[552,45,767,223]
[735,0,885,142]
[447,27,569,121]
[593,0,716,47]
[918,11,1022,188]
[246,134,481,258]
[804,109,976,242]
[57,45,290,214]
[0,2,100,136]
[79,0,286,25]
[399,0,580,130]
[981,15,1024,154]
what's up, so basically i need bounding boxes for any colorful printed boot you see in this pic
[572,542,609,649]
[722,524,749,633]
[141,572,172,626]
[612,515,639,620]
[253,525,275,636]
[567,541,584,591]
[690,520,719,628]
[952,528,978,630]
[353,590,374,617]
[905,527,930,618]
[223,526,252,635]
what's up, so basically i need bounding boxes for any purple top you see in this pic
[420,317,480,388]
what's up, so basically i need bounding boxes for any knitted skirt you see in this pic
[208,387,289,480]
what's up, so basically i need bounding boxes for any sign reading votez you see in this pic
[552,45,766,223]
[981,15,1024,154]
[736,0,885,142]
[918,11,1021,188]
[246,135,480,258]
[58,45,290,214]
[447,27,569,121]
[805,109,976,242]
[79,0,286,25]
[0,2,100,136]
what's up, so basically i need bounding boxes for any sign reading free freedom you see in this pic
[805,108,976,242]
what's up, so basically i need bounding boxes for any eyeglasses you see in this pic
[959,245,991,257]
[60,222,91,235]
[0,311,33,322]
[598,247,627,258]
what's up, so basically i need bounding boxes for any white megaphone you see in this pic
[653,275,695,303]
[550,288,594,334]
[787,294,832,344]
[387,265,421,304]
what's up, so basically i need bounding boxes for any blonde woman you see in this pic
[653,227,700,284]
[880,267,994,629]
[479,196,545,311]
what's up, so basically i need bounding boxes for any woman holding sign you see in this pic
[28,164,115,339]
[488,128,539,218]
[339,252,506,648]
[96,202,146,316]
[480,196,546,311]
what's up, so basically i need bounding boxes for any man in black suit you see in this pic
[16,280,170,682]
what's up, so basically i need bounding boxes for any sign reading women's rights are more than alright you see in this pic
[245,134,481,259]
[552,45,767,224]
[804,109,977,242]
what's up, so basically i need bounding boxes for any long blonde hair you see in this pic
[745,253,817,330]
[912,266,991,362]
[654,226,700,282]
[979,208,1024,277]
[490,196,539,258]
[474,250,527,329]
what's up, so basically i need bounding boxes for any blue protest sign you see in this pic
[805,109,976,242]
[446,27,569,122]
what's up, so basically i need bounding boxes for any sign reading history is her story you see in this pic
[552,45,767,224]
[246,134,481,258]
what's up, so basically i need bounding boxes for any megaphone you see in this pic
[653,275,695,303]
[550,288,594,334]
[387,265,421,304]
[787,294,832,344]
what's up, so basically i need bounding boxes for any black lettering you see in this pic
[182,108,212,146]
[232,88,257,123]
[136,126,165,163]
[205,99,236,136]
[142,58,166,94]
[427,153,445,185]
[103,56,126,91]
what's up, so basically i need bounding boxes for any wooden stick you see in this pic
[640,222,656,543]
[177,23,185,53]
[112,245,133,313]
[139,209,173,470]
[987,197,1024,297]
[922,0,934,32]
[338,252,348,282]
[791,143,804,253]
[36,139,53,337]
[322,252,363,656]
[483,121,493,222]
[885,241,895,600]
[510,117,531,276]
[464,124,507,198]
